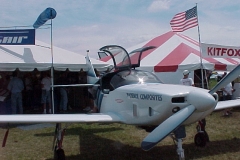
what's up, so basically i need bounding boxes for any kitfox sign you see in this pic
[201,43,240,58]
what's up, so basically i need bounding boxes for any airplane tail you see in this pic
[85,52,99,84]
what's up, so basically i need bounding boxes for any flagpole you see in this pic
[50,18,55,114]
[33,8,57,113]
[196,3,205,88]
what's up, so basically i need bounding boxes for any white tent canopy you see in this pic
[0,40,111,72]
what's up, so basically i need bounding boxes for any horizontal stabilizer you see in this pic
[52,84,99,88]
[215,99,240,111]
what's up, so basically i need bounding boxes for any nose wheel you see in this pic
[170,126,186,160]
[54,147,65,160]
[194,119,209,147]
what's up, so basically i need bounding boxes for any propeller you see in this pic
[209,65,240,95]
[141,105,195,151]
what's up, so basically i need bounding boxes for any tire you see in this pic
[54,148,66,160]
[194,132,207,147]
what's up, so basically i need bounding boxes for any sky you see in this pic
[1,0,240,58]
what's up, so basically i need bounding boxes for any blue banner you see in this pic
[33,8,57,28]
[0,29,35,45]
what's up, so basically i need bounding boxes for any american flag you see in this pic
[170,6,198,32]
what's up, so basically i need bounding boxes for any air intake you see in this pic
[172,97,185,103]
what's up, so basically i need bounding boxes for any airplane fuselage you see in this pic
[99,83,218,126]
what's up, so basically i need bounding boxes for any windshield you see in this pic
[110,70,162,89]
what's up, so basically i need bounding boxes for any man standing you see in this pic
[221,72,234,116]
[56,72,69,113]
[24,73,34,110]
[7,71,24,114]
[180,70,195,86]
[41,72,52,114]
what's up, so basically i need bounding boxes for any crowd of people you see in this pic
[0,69,96,114]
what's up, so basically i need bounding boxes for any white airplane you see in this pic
[0,45,240,160]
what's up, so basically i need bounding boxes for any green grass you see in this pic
[0,109,240,160]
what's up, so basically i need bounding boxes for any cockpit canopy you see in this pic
[99,45,158,93]
[99,45,156,70]
[99,45,131,71]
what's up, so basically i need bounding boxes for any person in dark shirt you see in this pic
[7,71,24,114]
[56,72,69,112]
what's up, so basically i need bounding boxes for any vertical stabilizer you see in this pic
[85,51,99,84]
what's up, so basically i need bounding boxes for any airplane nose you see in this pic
[186,90,216,112]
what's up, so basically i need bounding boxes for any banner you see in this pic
[201,43,240,58]
[0,29,35,45]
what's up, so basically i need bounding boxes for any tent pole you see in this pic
[50,18,55,114]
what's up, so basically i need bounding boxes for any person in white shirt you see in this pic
[221,72,235,116]
[41,72,52,114]
[222,83,233,100]
[180,70,195,86]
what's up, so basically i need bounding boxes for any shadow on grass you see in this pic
[34,125,123,137]
[43,126,240,160]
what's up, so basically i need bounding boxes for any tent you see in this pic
[125,31,240,72]
[0,40,111,72]
[100,31,240,84]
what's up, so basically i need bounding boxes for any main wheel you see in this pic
[194,132,207,147]
[54,148,66,160]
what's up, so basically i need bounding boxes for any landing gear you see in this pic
[54,147,65,160]
[53,123,66,160]
[171,126,186,160]
[194,132,207,147]
[176,139,185,160]
[194,119,209,147]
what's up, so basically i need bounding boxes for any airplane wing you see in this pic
[214,99,240,111]
[0,113,123,123]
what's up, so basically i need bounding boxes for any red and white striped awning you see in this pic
[102,31,240,72]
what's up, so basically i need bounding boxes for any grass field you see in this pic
[0,109,240,160]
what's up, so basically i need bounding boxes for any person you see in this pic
[24,73,34,111]
[221,72,234,116]
[180,70,195,86]
[180,70,210,141]
[87,86,98,113]
[32,71,42,110]
[56,72,69,113]
[87,68,100,113]
[41,72,52,114]
[7,71,24,114]
[222,82,234,100]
